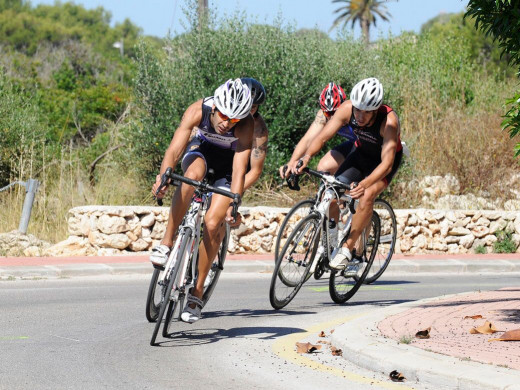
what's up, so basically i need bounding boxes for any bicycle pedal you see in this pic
[152,263,165,271]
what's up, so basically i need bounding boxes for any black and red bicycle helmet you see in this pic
[319,82,346,113]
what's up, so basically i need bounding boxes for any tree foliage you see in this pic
[466,0,520,157]
[422,11,513,76]
[133,5,516,192]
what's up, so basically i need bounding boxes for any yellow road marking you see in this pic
[272,314,416,389]
[0,336,29,340]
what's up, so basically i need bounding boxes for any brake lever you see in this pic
[154,167,173,206]
[286,160,304,191]
[231,194,241,222]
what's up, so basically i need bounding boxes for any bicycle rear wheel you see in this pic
[150,228,192,345]
[269,213,321,310]
[329,213,380,304]
[274,199,314,261]
[202,224,230,307]
[363,199,397,284]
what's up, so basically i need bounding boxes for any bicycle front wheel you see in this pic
[363,199,397,284]
[274,199,315,261]
[150,228,192,345]
[202,223,230,307]
[329,212,380,304]
[269,213,321,310]
[145,267,164,323]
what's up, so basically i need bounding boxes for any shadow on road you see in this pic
[366,280,420,286]
[203,308,315,319]
[318,299,414,307]
[157,325,305,347]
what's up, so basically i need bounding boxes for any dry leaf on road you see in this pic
[317,340,330,344]
[415,327,431,339]
[389,370,406,382]
[463,315,483,320]
[330,346,343,356]
[295,342,322,354]
[470,321,500,334]
[489,329,520,342]
[318,331,326,337]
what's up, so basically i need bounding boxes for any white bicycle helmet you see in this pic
[350,77,383,111]
[214,79,253,119]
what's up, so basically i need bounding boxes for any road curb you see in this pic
[1,258,520,279]
[330,294,520,390]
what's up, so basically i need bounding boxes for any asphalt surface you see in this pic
[1,272,519,389]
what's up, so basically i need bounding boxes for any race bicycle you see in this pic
[275,175,396,284]
[146,167,239,346]
[269,167,381,309]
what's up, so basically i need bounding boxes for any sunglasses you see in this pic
[216,110,241,123]
[323,110,334,118]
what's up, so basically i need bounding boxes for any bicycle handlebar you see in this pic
[154,167,241,218]
[286,162,356,214]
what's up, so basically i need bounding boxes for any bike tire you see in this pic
[269,213,321,310]
[274,199,315,261]
[150,228,192,345]
[202,224,230,307]
[363,199,397,284]
[329,212,380,304]
[145,267,163,323]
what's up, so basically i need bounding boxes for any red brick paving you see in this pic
[378,288,520,370]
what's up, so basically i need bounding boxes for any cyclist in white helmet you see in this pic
[150,78,254,323]
[297,77,403,274]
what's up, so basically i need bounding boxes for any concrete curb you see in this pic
[330,294,520,390]
[1,257,520,279]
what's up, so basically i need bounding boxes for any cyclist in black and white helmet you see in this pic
[240,77,268,190]
[150,78,254,323]
[296,77,403,274]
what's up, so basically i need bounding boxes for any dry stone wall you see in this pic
[42,205,520,256]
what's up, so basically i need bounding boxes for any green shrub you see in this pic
[132,3,516,199]
[493,230,517,254]
[474,245,486,254]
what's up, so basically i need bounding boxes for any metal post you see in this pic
[18,179,39,234]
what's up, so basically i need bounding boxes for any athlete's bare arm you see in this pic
[279,110,328,178]
[297,101,352,173]
[153,100,203,197]
[230,115,255,197]
[244,115,268,190]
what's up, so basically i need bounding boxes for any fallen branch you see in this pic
[89,144,125,184]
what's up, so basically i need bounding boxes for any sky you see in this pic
[31,0,469,40]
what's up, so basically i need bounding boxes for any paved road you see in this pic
[1,273,518,389]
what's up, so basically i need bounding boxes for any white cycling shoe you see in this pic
[329,247,352,270]
[149,244,170,269]
[181,294,203,323]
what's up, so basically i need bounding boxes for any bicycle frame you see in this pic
[304,170,357,262]
[157,190,209,304]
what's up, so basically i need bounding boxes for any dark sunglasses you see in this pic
[216,110,240,123]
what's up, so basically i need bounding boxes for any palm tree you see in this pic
[330,0,393,45]
[197,0,208,30]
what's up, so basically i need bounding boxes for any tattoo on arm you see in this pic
[258,121,268,136]
[252,141,268,159]
[313,111,327,125]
